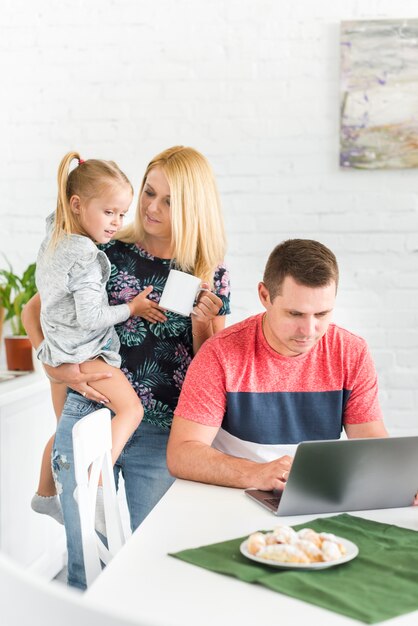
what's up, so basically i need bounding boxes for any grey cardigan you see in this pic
[35,215,130,367]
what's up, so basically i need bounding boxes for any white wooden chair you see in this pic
[72,407,126,587]
[0,552,143,626]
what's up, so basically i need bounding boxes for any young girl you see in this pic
[31,151,152,527]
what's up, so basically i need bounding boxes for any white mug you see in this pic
[159,269,202,317]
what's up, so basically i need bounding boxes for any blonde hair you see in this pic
[50,151,133,249]
[116,146,226,284]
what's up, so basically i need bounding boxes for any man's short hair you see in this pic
[263,239,339,301]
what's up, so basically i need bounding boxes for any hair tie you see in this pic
[78,158,85,165]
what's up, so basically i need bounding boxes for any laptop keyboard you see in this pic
[245,488,283,510]
[265,496,281,507]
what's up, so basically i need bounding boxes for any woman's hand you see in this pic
[43,363,112,404]
[127,285,167,323]
[192,282,222,324]
[191,283,225,352]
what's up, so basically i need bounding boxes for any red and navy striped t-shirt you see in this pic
[175,314,383,462]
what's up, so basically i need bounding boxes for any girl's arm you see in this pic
[21,294,111,404]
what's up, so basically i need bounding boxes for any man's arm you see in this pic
[345,421,389,438]
[341,339,389,439]
[345,420,418,505]
[21,294,111,403]
[167,415,292,491]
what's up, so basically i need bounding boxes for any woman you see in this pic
[22,146,230,589]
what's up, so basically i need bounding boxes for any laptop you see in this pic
[245,436,418,515]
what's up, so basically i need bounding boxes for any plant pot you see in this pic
[4,336,34,371]
[0,307,4,350]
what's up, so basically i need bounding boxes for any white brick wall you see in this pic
[2,0,418,430]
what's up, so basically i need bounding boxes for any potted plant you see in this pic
[0,261,37,371]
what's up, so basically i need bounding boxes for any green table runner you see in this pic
[170,513,418,623]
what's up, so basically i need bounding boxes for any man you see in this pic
[167,239,388,491]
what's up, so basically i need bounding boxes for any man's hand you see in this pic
[44,363,111,404]
[167,415,294,489]
[247,455,293,491]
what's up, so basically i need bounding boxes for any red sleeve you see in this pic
[343,344,383,424]
[174,339,227,427]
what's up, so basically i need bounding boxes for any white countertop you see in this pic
[0,371,48,407]
[85,478,418,626]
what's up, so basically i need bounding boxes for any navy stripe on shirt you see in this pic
[224,390,351,445]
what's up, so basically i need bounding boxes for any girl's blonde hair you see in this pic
[50,151,133,248]
[116,146,226,284]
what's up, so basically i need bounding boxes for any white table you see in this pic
[85,479,418,626]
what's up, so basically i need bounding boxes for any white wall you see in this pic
[2,0,418,430]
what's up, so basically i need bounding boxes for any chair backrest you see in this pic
[72,407,126,586]
[0,552,143,626]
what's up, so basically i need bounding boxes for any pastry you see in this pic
[319,532,346,554]
[247,531,266,555]
[268,525,298,544]
[245,525,347,564]
[321,539,344,562]
[296,527,322,547]
[257,543,310,564]
[294,539,323,562]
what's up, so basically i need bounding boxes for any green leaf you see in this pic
[0,257,38,336]
[136,359,171,387]
[150,314,190,339]
[154,339,188,364]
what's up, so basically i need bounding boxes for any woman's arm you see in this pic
[191,283,225,354]
[21,294,111,403]
[21,293,43,349]
[191,314,225,353]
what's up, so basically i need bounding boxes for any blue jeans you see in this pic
[53,391,175,590]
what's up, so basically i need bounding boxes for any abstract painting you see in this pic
[340,19,418,169]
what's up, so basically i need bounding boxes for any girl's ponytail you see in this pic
[50,152,82,249]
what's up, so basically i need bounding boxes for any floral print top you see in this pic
[101,240,231,430]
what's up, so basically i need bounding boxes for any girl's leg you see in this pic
[36,382,67,495]
[36,435,56,496]
[31,382,68,524]
[50,381,68,417]
[79,360,143,465]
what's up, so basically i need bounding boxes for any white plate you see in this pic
[240,536,359,570]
